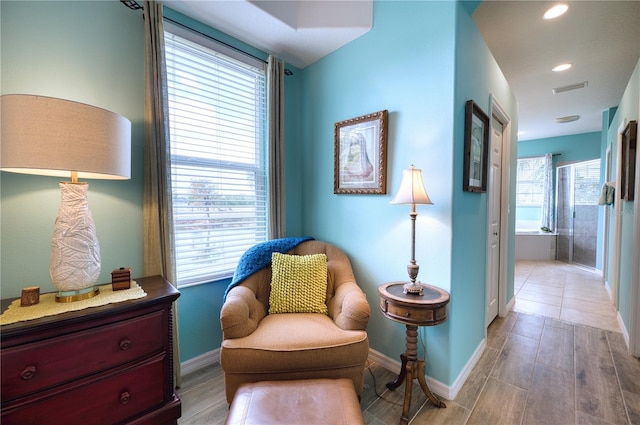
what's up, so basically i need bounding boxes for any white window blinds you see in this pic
[165,28,268,287]
[516,156,546,206]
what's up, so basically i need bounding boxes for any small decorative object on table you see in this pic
[20,287,40,307]
[111,267,131,291]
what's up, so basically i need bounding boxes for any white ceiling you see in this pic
[163,0,373,69]
[163,0,640,142]
[473,1,640,141]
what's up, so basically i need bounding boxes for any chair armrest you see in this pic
[220,285,267,339]
[329,282,370,331]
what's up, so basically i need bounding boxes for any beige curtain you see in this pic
[142,0,181,386]
[267,55,286,239]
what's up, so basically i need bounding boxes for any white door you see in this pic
[486,118,503,325]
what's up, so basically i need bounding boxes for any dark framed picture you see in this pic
[621,120,637,201]
[463,100,490,193]
[334,110,388,194]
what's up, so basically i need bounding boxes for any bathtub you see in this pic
[515,230,557,261]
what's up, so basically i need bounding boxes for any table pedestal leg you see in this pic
[386,325,446,425]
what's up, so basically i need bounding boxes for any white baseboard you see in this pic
[368,339,486,401]
[181,348,220,376]
[448,338,486,400]
[618,311,630,349]
[184,343,486,401]
[506,295,516,313]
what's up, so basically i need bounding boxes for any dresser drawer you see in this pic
[1,310,165,400]
[380,298,447,326]
[2,355,166,425]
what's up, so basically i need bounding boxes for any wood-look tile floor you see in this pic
[513,260,620,332]
[178,262,640,425]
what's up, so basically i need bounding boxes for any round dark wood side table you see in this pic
[378,281,450,425]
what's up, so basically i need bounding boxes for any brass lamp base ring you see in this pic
[403,282,424,296]
[55,286,100,303]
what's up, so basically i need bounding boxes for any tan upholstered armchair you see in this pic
[220,239,370,403]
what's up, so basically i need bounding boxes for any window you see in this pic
[165,26,267,287]
[516,156,545,206]
[574,159,601,205]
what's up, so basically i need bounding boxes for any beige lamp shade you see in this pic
[390,165,433,205]
[1,94,131,180]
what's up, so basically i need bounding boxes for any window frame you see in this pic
[164,22,269,288]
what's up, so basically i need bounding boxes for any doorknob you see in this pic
[493,232,498,236]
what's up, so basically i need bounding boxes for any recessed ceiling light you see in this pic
[544,4,569,20]
[556,115,580,123]
[552,63,572,72]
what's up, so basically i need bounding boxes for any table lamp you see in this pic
[1,94,131,302]
[390,165,433,295]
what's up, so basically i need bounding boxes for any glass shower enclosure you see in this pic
[555,159,601,268]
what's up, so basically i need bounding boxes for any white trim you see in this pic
[184,345,487,401]
[180,348,220,376]
[368,338,486,401]
[506,293,516,312]
[618,311,630,349]
[630,116,640,356]
[611,120,627,309]
[367,348,401,375]
[602,144,613,285]
[447,338,486,400]
[488,94,512,321]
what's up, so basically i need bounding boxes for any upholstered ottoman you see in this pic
[224,378,365,425]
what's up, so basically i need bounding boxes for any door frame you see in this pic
[602,144,612,297]
[486,94,511,325]
[630,113,640,356]
[611,120,626,314]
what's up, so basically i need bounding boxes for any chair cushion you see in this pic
[269,253,328,315]
[221,313,368,373]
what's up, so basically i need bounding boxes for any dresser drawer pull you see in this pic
[20,365,37,380]
[405,312,411,318]
[120,391,131,405]
[119,338,132,351]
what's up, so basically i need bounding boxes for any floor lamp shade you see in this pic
[1,94,131,301]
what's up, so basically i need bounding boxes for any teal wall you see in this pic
[300,0,457,384]
[518,132,602,161]
[299,0,517,385]
[1,1,145,297]
[605,59,640,332]
[452,2,518,380]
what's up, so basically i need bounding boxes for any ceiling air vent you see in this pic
[556,115,580,123]
[552,81,588,94]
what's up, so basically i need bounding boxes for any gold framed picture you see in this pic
[334,110,388,194]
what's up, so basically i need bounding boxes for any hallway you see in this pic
[513,260,620,333]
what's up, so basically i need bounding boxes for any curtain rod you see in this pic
[518,153,562,159]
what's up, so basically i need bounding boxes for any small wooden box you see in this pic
[111,267,131,291]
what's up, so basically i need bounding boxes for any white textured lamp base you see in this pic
[50,182,101,302]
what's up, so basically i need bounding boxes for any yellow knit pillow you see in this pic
[269,252,328,315]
